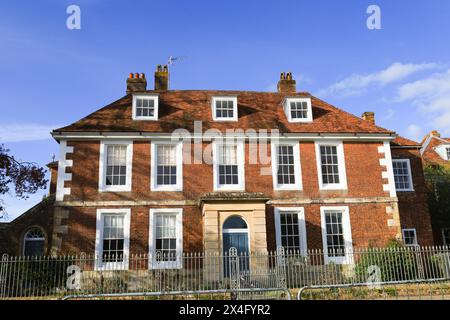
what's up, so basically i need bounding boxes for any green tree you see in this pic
[424,165,450,234]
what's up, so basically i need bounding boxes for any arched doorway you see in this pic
[222,216,250,276]
[23,227,46,256]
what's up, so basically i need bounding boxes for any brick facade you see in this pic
[0,71,435,257]
[391,147,434,245]
[48,138,408,255]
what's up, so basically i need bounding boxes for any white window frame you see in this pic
[392,159,414,192]
[211,96,238,122]
[283,97,313,123]
[271,141,302,190]
[95,208,131,270]
[149,208,183,269]
[315,141,348,190]
[274,207,307,256]
[320,206,353,264]
[150,141,183,191]
[212,139,245,191]
[98,140,133,192]
[402,228,418,247]
[132,94,159,121]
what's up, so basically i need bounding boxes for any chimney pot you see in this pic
[361,112,375,124]
[277,71,296,93]
[126,72,147,94]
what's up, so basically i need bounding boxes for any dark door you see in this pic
[223,232,250,277]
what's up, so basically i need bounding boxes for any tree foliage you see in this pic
[0,144,48,217]
[424,164,450,229]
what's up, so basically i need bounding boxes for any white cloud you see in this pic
[397,69,450,102]
[0,123,56,142]
[318,62,439,97]
[396,69,450,134]
[406,124,423,142]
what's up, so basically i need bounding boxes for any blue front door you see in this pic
[223,232,250,277]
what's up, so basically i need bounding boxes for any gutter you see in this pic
[51,131,397,142]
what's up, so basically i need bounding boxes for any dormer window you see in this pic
[284,97,313,122]
[434,144,450,161]
[211,96,238,121]
[132,94,159,120]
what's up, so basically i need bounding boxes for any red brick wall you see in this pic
[59,202,399,255]
[61,205,203,255]
[64,140,389,201]
[265,203,398,252]
[391,147,434,245]
[52,139,434,254]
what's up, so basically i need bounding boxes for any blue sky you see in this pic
[1,0,450,220]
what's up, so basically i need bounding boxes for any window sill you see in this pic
[99,186,132,192]
[151,185,183,192]
[318,184,348,191]
[274,184,302,191]
[214,185,245,192]
[132,117,158,121]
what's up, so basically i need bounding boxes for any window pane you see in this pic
[218,144,239,185]
[215,99,235,119]
[403,229,417,246]
[290,101,308,119]
[320,146,340,185]
[135,98,155,118]
[277,145,296,185]
[154,214,178,262]
[324,211,345,257]
[102,214,126,263]
[105,145,127,186]
[393,160,412,190]
[156,145,177,186]
[279,212,301,252]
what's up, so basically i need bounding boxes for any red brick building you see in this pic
[0,66,434,267]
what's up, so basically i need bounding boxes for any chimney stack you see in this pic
[126,72,147,94]
[154,64,169,90]
[277,72,296,94]
[361,112,375,124]
[431,130,441,137]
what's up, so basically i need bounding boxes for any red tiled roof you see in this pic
[391,136,421,147]
[422,135,450,167]
[53,90,395,135]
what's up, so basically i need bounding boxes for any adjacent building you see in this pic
[420,130,450,245]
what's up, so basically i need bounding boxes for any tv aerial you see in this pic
[168,55,187,66]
